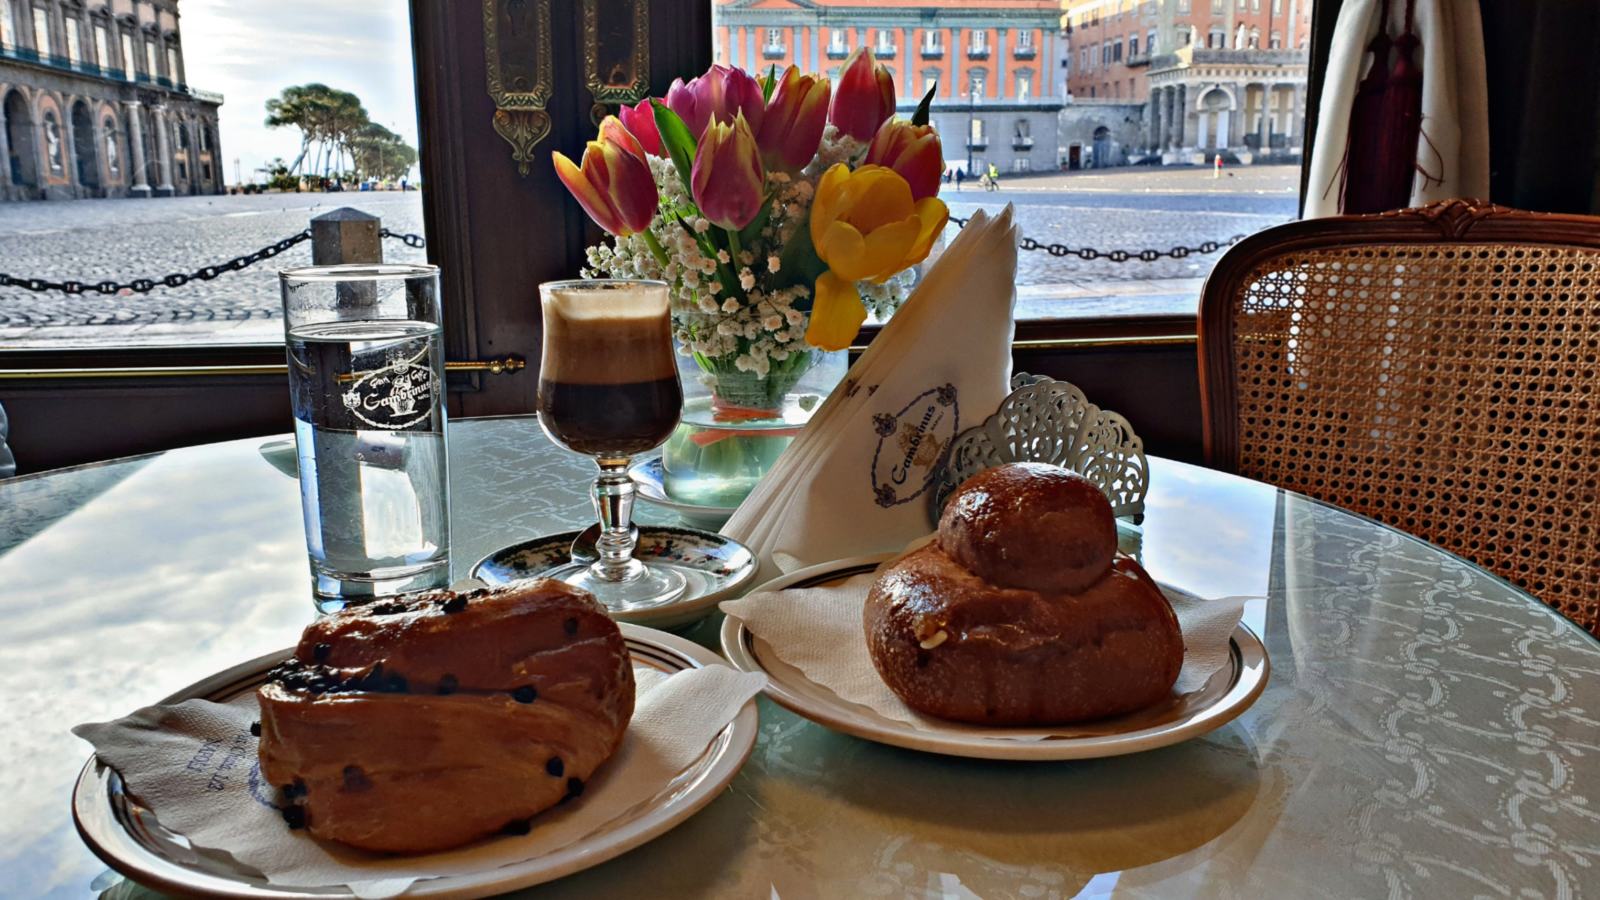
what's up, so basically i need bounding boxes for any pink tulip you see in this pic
[828,48,896,142]
[666,65,765,140]
[691,113,766,231]
[618,98,663,156]
[552,116,658,236]
[757,66,831,172]
[864,118,943,201]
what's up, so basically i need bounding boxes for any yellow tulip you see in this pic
[806,163,948,351]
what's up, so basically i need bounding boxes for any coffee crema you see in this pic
[537,282,682,458]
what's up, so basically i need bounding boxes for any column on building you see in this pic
[62,96,82,193]
[997,28,1007,100]
[0,103,11,189]
[1146,85,1161,151]
[1042,29,1053,97]
[746,28,756,70]
[1258,83,1273,153]
[1288,84,1303,148]
[1228,85,1247,149]
[731,25,742,69]
[1174,84,1189,149]
[152,103,174,195]
[1163,86,1177,149]
[902,26,913,94]
[950,27,962,98]
[124,100,150,195]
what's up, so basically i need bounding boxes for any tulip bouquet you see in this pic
[554,48,948,416]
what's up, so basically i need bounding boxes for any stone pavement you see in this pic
[0,166,1299,348]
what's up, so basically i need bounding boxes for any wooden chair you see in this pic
[1198,199,1600,635]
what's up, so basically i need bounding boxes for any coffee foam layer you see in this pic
[541,286,676,384]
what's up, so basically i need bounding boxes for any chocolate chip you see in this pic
[342,765,372,792]
[501,818,532,836]
[440,594,467,614]
[563,617,578,636]
[566,777,584,799]
[512,685,538,704]
[282,805,306,830]
[281,779,306,800]
[312,643,331,662]
[437,674,458,695]
[370,601,407,616]
[545,756,564,777]
[915,651,931,669]
[249,722,261,737]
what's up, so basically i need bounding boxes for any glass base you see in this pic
[542,559,688,613]
[310,559,450,615]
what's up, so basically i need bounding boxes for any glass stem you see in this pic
[591,458,645,583]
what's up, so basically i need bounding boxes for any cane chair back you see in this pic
[1198,200,1600,636]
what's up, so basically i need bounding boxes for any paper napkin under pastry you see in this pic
[721,207,1022,582]
[73,664,765,899]
[720,562,1247,740]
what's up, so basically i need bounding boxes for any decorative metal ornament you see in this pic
[483,0,554,176]
[582,0,651,126]
[931,373,1150,523]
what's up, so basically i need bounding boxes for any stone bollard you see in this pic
[311,208,382,309]
[311,208,383,265]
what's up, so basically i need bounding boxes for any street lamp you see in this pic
[965,86,978,175]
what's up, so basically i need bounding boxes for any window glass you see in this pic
[695,1,1316,325]
[64,16,80,62]
[765,27,781,49]
[0,0,11,45]
[0,1,425,351]
[94,23,110,70]
[876,29,893,52]
[31,5,49,54]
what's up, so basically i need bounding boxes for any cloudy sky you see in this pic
[179,0,419,182]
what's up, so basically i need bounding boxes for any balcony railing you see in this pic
[874,45,896,58]
[1012,136,1035,149]
[1013,46,1036,59]
[1127,52,1150,67]
[0,41,210,98]
[967,47,990,59]
[826,45,849,59]
[920,46,944,58]
[762,44,787,59]
[967,138,989,150]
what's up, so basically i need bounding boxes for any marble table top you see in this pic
[2,416,1596,898]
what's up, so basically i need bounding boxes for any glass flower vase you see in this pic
[661,345,847,509]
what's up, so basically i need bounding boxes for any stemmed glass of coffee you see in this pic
[536,279,687,610]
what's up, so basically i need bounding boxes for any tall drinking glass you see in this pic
[536,279,686,610]
[279,263,450,613]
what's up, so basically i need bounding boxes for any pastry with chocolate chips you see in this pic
[256,579,634,853]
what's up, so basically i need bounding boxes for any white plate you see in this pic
[72,625,759,899]
[627,457,736,529]
[720,554,1269,762]
[471,526,757,630]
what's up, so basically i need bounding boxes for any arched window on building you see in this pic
[1249,27,1261,49]
[42,109,65,174]
[1015,70,1032,102]
[1270,31,1282,49]
[1208,29,1225,49]
[968,69,986,99]
[1014,118,1032,148]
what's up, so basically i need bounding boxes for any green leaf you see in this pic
[737,194,775,248]
[651,99,698,197]
[912,84,937,127]
[762,65,779,102]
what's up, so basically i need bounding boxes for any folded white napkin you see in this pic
[720,559,1246,741]
[73,665,765,898]
[722,207,1021,582]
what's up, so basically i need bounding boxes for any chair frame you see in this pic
[1199,198,1600,470]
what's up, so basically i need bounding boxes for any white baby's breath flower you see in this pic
[717,249,731,264]
[739,269,757,291]
[697,296,719,313]
[693,217,711,234]
[721,297,741,313]
[763,314,783,330]
[767,255,782,274]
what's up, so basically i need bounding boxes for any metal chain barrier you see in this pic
[947,214,1250,262]
[0,229,427,298]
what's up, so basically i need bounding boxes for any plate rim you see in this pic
[468,525,758,628]
[719,553,1269,762]
[72,624,759,899]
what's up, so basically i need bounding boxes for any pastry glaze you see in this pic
[866,464,1183,725]
[257,579,633,853]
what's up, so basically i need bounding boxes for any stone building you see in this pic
[715,0,1066,174]
[1060,0,1310,167]
[0,0,223,201]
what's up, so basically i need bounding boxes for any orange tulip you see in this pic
[552,116,658,236]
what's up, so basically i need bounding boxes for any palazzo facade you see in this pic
[1061,0,1310,167]
[714,0,1066,175]
[0,0,223,201]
